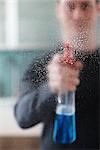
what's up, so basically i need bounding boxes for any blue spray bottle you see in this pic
[53,43,76,144]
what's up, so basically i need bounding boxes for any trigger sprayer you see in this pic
[53,43,76,144]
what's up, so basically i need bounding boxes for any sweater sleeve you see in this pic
[14,52,57,129]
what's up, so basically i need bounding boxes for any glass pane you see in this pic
[0,49,47,97]
[0,1,5,46]
[18,0,60,48]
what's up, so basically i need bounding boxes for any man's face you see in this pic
[57,0,98,35]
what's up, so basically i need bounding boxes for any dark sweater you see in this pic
[14,47,100,150]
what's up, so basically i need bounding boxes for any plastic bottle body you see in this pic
[53,92,76,144]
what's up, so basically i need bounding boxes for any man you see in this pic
[14,0,100,149]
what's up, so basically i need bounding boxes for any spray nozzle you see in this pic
[63,43,76,66]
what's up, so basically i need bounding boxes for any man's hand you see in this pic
[47,53,83,94]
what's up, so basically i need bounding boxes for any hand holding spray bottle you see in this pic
[53,43,76,144]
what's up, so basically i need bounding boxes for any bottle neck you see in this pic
[58,91,75,104]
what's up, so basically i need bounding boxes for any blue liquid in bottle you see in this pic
[53,112,76,144]
[53,92,76,144]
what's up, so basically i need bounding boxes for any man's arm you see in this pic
[14,53,57,129]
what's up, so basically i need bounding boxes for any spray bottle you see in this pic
[53,43,76,144]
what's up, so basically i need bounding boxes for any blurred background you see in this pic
[0,0,99,150]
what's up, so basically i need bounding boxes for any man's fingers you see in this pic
[68,78,80,86]
[74,61,83,70]
[52,54,64,64]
